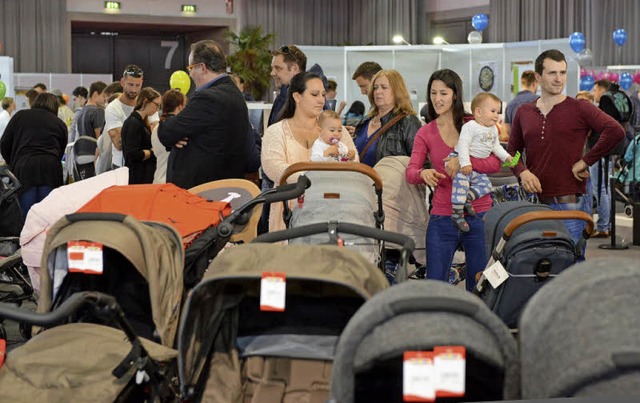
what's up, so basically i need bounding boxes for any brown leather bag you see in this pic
[358,113,408,161]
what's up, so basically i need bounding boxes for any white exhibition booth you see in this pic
[300,38,580,114]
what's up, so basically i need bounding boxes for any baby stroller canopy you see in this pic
[38,213,184,346]
[177,243,388,402]
[77,183,232,246]
[330,280,520,402]
[520,257,640,398]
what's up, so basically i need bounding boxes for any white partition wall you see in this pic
[302,38,579,114]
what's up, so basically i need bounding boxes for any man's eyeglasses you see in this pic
[186,62,202,73]
[123,66,143,78]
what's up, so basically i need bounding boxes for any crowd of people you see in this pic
[0,42,631,290]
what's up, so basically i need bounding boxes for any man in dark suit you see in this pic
[159,40,248,189]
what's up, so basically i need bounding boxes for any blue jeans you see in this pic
[545,194,590,259]
[19,185,53,220]
[426,212,487,291]
[588,159,612,232]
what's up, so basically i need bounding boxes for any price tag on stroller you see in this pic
[434,346,466,398]
[484,260,509,289]
[67,241,104,275]
[260,272,286,312]
[403,351,436,402]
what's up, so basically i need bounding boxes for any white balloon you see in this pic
[468,30,483,44]
[577,48,593,67]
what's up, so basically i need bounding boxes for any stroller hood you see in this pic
[374,156,428,263]
[520,257,640,398]
[177,243,388,394]
[77,183,232,245]
[330,280,520,402]
[0,323,177,402]
[38,213,184,347]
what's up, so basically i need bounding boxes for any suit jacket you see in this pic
[159,75,249,189]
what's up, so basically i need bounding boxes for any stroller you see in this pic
[615,133,640,216]
[520,257,640,398]
[279,161,386,269]
[329,280,520,403]
[0,291,178,402]
[63,136,98,184]
[0,166,24,237]
[475,201,593,328]
[373,156,429,272]
[176,241,390,402]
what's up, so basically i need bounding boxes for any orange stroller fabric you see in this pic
[77,184,232,245]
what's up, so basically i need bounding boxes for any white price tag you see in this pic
[67,241,104,275]
[434,346,466,398]
[484,260,509,289]
[260,272,286,312]
[403,351,435,402]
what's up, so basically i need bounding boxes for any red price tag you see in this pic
[67,241,104,274]
[260,272,286,312]
[403,351,435,402]
[434,346,466,398]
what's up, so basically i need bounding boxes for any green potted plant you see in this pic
[226,26,275,101]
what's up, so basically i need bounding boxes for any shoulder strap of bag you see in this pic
[359,113,408,161]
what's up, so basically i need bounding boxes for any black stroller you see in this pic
[65,136,97,183]
[0,166,34,340]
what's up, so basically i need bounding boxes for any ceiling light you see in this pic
[104,1,121,10]
[392,35,411,46]
[432,36,450,45]
[181,5,197,13]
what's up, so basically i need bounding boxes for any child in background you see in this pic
[311,110,356,162]
[325,79,346,115]
[451,93,513,231]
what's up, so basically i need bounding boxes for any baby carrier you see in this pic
[476,201,593,328]
[176,243,389,403]
[279,162,385,268]
[330,280,520,403]
[520,257,640,398]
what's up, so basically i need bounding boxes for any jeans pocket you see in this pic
[429,214,448,222]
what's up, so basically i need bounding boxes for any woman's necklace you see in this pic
[370,116,381,127]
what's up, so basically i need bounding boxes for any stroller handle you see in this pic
[279,161,383,191]
[0,292,114,327]
[503,210,594,239]
[262,175,311,204]
[0,165,22,202]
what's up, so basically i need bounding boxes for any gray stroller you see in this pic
[330,280,520,403]
[475,201,593,328]
[520,257,640,398]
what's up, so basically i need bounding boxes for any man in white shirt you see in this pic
[0,97,16,164]
[104,65,158,169]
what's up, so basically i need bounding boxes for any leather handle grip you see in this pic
[279,162,383,190]
[503,210,594,238]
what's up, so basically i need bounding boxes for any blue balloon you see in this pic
[613,28,627,46]
[471,14,489,31]
[580,75,595,91]
[620,72,633,90]
[569,32,585,53]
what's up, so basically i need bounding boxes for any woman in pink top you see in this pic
[406,69,501,291]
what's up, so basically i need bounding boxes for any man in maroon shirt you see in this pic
[507,49,625,247]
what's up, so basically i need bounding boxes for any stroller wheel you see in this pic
[624,205,633,217]
[19,322,32,340]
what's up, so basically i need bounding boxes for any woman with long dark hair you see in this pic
[406,69,501,291]
[122,87,161,184]
[1,93,67,218]
[261,71,358,231]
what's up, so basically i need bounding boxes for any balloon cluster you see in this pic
[0,80,6,98]
[468,13,488,44]
[580,70,640,91]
